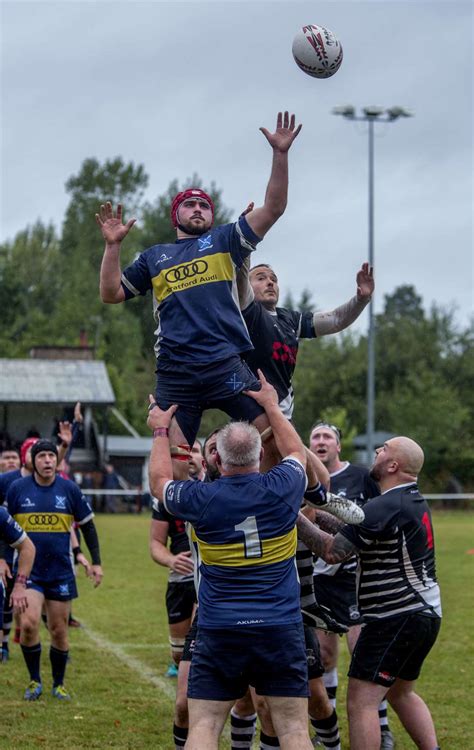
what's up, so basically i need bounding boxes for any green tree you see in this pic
[0,221,61,355]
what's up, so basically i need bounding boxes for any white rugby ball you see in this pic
[292,24,343,79]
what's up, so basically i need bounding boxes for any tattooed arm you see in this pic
[314,509,346,536]
[296,513,358,563]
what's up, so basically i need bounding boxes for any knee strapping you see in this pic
[171,444,191,462]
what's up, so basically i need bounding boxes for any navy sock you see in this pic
[173,723,188,749]
[21,642,42,682]
[50,645,69,687]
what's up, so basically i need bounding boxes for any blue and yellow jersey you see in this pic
[163,457,307,628]
[0,468,22,566]
[6,475,94,582]
[120,217,261,364]
[0,506,26,548]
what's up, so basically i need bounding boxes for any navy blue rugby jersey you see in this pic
[340,483,442,621]
[162,457,307,628]
[0,506,26,548]
[0,469,23,566]
[120,216,261,364]
[242,302,315,415]
[7,475,94,581]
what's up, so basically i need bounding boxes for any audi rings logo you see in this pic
[29,514,59,526]
[165,260,208,283]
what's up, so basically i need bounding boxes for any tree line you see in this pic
[0,157,472,490]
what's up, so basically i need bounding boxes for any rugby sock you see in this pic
[310,710,341,750]
[296,540,317,610]
[378,699,390,732]
[172,723,188,749]
[259,730,280,749]
[230,708,257,749]
[323,668,338,708]
[21,642,42,682]
[49,645,69,687]
[2,601,13,647]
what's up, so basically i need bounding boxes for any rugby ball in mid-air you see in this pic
[292,24,343,79]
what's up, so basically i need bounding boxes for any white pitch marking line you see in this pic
[81,623,176,700]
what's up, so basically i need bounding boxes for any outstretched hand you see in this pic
[95,202,136,245]
[356,263,374,300]
[260,111,302,153]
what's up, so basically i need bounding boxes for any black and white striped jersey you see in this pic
[340,483,442,621]
[313,462,379,577]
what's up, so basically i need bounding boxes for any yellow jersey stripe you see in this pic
[192,527,297,568]
[14,513,74,534]
[152,252,234,303]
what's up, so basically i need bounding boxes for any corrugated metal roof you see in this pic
[0,359,115,404]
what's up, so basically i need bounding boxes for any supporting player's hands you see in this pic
[356,262,374,301]
[170,551,194,575]
[147,395,178,431]
[10,581,28,615]
[244,369,279,410]
[88,564,104,588]
[240,202,254,217]
[95,202,136,246]
[260,111,302,153]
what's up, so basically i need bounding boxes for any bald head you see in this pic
[389,437,424,476]
[370,436,424,489]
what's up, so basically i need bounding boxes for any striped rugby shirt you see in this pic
[340,483,441,621]
[313,462,379,578]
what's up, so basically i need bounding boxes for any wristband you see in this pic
[72,545,82,564]
[15,573,28,587]
[153,427,169,439]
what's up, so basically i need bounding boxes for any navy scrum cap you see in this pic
[31,439,58,468]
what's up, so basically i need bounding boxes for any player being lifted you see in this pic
[97,112,301,479]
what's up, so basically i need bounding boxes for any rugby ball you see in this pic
[292,24,343,79]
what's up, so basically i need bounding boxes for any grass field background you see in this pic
[1,511,473,749]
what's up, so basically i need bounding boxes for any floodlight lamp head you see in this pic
[362,106,385,118]
[386,106,414,120]
[332,105,355,119]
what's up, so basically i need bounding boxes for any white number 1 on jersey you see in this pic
[234,515,263,559]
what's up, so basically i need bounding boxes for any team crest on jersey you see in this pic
[198,234,213,252]
[20,498,35,508]
[156,252,173,265]
[55,496,67,509]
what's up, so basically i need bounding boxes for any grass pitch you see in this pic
[1,511,473,749]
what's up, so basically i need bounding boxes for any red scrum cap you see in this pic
[20,437,39,466]
[171,188,215,228]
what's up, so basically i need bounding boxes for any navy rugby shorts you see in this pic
[155,355,263,446]
[28,575,78,602]
[188,623,309,700]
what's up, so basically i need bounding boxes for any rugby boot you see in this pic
[380,730,395,749]
[24,680,43,701]
[51,684,71,701]
[323,492,365,525]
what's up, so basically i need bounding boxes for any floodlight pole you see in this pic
[332,106,412,463]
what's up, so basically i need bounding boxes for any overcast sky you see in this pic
[1,0,472,331]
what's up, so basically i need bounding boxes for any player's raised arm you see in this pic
[96,201,136,303]
[313,263,374,336]
[245,112,302,239]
